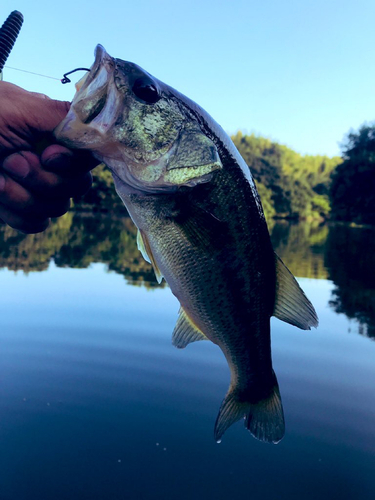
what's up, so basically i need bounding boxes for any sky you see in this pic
[1,0,374,157]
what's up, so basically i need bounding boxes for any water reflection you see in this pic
[0,213,160,287]
[0,215,375,337]
[324,224,375,340]
[269,220,328,280]
[1,217,375,497]
[269,221,375,340]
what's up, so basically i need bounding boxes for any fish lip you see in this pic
[80,46,116,118]
[76,44,113,95]
[94,43,106,66]
[54,45,115,142]
[90,44,108,80]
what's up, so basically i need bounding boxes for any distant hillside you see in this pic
[232,132,341,221]
[73,132,342,221]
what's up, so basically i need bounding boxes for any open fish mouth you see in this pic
[71,44,115,124]
[54,45,118,144]
[74,45,113,95]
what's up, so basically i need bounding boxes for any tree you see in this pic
[330,124,375,224]
[232,132,339,221]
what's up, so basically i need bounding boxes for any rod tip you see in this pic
[10,11,24,21]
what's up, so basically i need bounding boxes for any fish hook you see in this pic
[61,67,91,84]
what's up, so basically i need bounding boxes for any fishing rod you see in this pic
[0,10,88,85]
[0,10,24,80]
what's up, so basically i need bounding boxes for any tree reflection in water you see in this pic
[270,220,375,340]
[0,213,160,288]
[324,224,375,340]
[0,215,374,335]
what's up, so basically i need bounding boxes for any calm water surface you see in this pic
[0,216,374,500]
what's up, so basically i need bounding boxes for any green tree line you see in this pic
[72,125,375,225]
[73,134,341,222]
[232,132,340,220]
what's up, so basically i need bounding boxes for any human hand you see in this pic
[0,81,97,233]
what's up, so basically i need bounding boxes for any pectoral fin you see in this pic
[136,229,163,284]
[273,253,318,330]
[172,307,208,348]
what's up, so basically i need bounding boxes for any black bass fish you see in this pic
[55,45,318,443]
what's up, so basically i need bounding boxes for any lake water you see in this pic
[0,215,374,500]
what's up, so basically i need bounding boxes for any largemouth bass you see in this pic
[55,45,318,443]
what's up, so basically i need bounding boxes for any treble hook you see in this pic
[61,67,91,84]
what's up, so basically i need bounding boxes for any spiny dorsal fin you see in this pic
[273,253,318,330]
[137,229,163,284]
[172,307,208,349]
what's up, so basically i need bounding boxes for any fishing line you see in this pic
[4,65,61,81]
[4,65,91,84]
[1,10,90,84]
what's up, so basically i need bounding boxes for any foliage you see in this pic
[232,132,340,221]
[330,124,375,224]
[72,163,128,215]
[0,213,160,288]
[70,134,341,222]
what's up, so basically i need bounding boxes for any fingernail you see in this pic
[3,153,30,178]
[44,153,73,170]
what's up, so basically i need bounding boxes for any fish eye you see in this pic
[132,77,161,104]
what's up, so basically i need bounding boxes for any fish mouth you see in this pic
[72,44,115,124]
[75,44,113,95]
[54,45,118,145]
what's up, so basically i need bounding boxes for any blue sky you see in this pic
[1,0,374,157]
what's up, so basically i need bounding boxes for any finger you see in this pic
[41,145,99,176]
[29,92,51,100]
[2,151,93,199]
[2,82,71,133]
[0,170,33,209]
[27,98,71,133]
[0,83,71,152]
[0,203,50,234]
[2,151,61,195]
[0,170,71,218]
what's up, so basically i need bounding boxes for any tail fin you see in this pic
[214,371,285,444]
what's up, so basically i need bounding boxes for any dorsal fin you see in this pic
[137,229,163,284]
[273,253,318,330]
[172,307,208,348]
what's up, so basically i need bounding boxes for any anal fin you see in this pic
[137,229,163,284]
[172,307,208,348]
[274,253,318,330]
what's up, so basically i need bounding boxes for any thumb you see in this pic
[28,97,71,133]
